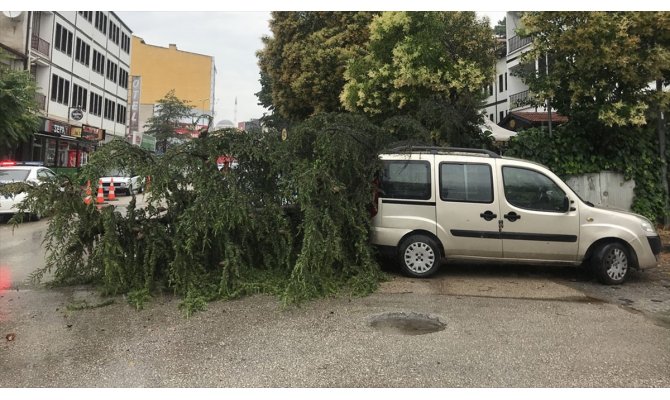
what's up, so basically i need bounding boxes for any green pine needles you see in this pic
[21,113,389,314]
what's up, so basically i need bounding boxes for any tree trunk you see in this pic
[657,80,669,228]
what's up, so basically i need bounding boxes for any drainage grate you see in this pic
[369,312,445,335]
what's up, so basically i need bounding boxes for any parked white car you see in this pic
[0,161,57,221]
[99,168,142,195]
[371,146,661,284]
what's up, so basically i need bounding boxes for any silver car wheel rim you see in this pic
[404,242,435,274]
[605,248,628,280]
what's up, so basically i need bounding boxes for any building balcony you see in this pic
[508,35,532,54]
[34,93,46,111]
[30,35,50,57]
[509,90,531,109]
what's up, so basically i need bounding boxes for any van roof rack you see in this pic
[384,146,501,159]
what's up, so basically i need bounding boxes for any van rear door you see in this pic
[378,157,437,239]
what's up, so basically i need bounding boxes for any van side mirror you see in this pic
[562,196,576,212]
[562,196,570,212]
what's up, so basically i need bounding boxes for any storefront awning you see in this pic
[479,122,518,142]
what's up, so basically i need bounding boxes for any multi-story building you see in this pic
[0,11,132,170]
[129,36,216,151]
[482,12,566,132]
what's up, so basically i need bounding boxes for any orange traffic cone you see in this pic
[108,177,117,201]
[96,179,105,204]
[84,180,92,205]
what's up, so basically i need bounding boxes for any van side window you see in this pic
[380,161,431,200]
[502,166,566,212]
[440,163,493,203]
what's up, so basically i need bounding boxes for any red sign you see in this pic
[81,125,105,141]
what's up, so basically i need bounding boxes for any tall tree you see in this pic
[143,90,194,154]
[518,12,670,128]
[0,50,40,156]
[256,11,378,123]
[340,11,496,146]
[518,11,670,223]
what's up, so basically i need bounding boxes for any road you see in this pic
[1,200,669,388]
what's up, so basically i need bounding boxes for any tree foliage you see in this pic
[0,50,40,155]
[256,11,378,122]
[340,11,496,146]
[143,89,195,153]
[517,11,670,127]
[16,113,389,314]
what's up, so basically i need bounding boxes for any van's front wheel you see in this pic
[398,234,441,278]
[591,242,630,285]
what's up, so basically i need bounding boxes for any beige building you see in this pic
[129,36,216,150]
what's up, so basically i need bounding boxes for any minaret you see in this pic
[234,96,238,125]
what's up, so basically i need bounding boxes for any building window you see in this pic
[104,98,116,121]
[89,92,103,117]
[120,32,130,53]
[108,21,120,45]
[106,60,117,83]
[499,111,505,122]
[50,74,70,105]
[499,74,504,93]
[75,38,90,66]
[72,84,88,111]
[78,11,92,23]
[92,50,105,75]
[118,68,129,89]
[55,24,73,56]
[116,104,127,125]
[94,11,107,34]
[504,72,508,91]
[488,84,493,96]
[489,114,494,121]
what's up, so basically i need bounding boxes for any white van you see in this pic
[370,147,661,284]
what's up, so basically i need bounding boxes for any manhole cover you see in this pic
[369,312,445,335]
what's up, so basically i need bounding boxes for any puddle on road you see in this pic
[369,312,445,336]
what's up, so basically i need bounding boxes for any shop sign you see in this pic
[81,124,106,141]
[43,119,70,136]
[70,126,82,138]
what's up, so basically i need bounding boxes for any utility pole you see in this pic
[658,80,669,228]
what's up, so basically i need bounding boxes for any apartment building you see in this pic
[129,36,216,150]
[0,11,132,170]
[482,12,564,132]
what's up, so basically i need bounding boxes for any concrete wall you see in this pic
[566,171,635,211]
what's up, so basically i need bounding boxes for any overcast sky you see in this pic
[115,11,506,126]
[116,11,273,125]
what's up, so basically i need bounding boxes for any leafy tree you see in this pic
[143,89,195,154]
[340,11,496,146]
[256,11,378,123]
[517,11,670,223]
[0,50,40,156]
[18,113,388,314]
[517,12,670,128]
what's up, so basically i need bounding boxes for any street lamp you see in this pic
[192,113,213,138]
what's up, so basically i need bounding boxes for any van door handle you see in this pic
[504,212,521,222]
[480,210,497,221]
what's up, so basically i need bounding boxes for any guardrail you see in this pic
[30,35,50,57]
[508,35,532,54]
[509,90,530,108]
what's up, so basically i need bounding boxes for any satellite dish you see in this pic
[2,11,23,18]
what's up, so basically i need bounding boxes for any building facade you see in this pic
[0,11,132,170]
[129,36,216,149]
[482,12,563,132]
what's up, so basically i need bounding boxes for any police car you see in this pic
[0,161,57,221]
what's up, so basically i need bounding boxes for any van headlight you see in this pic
[640,219,656,234]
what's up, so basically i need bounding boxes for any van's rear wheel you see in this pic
[398,234,441,278]
[591,242,630,285]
